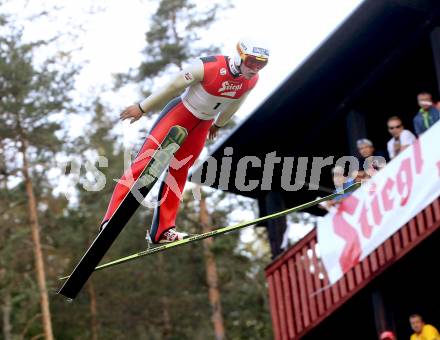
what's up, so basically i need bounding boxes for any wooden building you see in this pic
[192,0,440,338]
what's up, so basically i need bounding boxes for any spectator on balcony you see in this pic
[387,116,416,159]
[413,92,440,136]
[332,165,355,199]
[379,330,396,340]
[356,138,387,180]
[319,166,355,211]
[409,314,440,340]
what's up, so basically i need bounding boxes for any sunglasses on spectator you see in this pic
[418,100,432,106]
[388,124,402,130]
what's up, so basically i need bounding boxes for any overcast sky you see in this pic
[5,0,364,144]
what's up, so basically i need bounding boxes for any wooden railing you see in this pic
[265,198,440,340]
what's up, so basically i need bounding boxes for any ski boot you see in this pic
[146,228,190,247]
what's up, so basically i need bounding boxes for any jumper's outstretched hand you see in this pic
[208,125,220,141]
[120,105,144,124]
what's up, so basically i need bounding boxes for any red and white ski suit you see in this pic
[102,55,258,242]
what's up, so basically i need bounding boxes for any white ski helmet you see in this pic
[234,38,270,71]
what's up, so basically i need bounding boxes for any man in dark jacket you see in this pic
[413,92,440,136]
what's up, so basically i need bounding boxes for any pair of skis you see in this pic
[65,182,360,275]
[58,125,188,300]
[58,124,361,300]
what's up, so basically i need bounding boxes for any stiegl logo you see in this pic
[218,81,242,97]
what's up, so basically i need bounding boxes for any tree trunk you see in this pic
[157,254,172,339]
[161,295,172,339]
[2,289,12,340]
[170,11,182,70]
[87,279,99,340]
[199,189,225,340]
[20,138,54,340]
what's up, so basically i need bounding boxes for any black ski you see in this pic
[57,125,188,300]
[58,182,361,277]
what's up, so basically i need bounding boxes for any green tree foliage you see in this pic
[1,0,273,338]
[0,24,77,338]
[50,100,129,339]
[139,0,222,77]
[116,0,272,337]
[179,192,273,339]
[115,0,227,89]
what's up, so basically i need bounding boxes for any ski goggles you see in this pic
[242,54,268,71]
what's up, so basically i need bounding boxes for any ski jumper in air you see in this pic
[101,39,270,243]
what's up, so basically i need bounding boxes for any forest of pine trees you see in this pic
[1,1,273,339]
